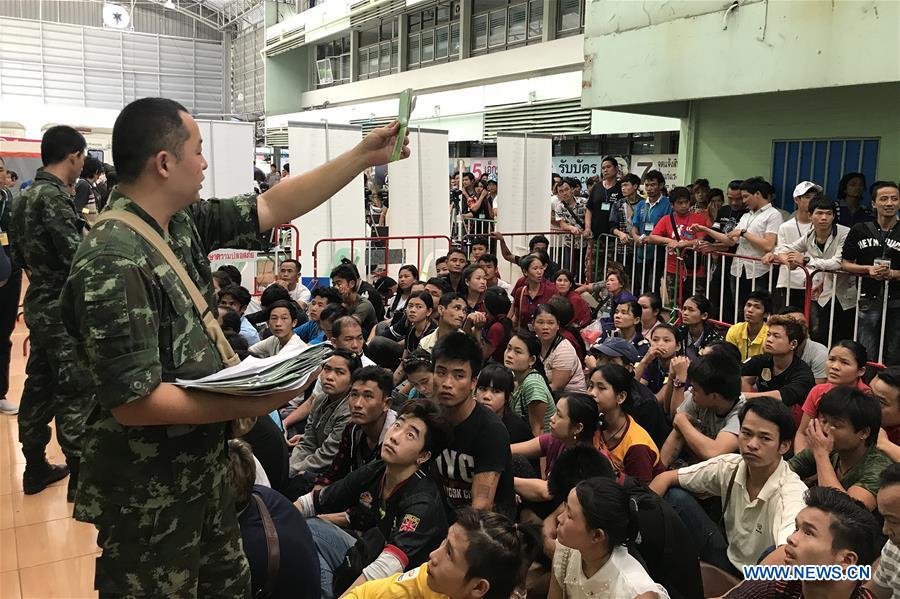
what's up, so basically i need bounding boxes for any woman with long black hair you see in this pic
[551,478,668,599]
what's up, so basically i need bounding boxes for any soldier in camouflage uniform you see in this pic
[60,97,408,597]
[9,126,91,500]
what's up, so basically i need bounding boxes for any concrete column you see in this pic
[459,0,472,59]
[399,14,409,71]
[676,100,698,185]
[542,0,557,42]
[350,30,360,82]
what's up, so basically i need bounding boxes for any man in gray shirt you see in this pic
[290,349,362,482]
[660,352,745,467]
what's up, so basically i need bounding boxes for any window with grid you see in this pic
[314,37,351,88]
[407,3,460,71]
[357,19,400,81]
[556,0,583,35]
[471,0,541,55]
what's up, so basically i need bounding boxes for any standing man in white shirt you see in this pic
[770,181,820,311]
[694,177,783,321]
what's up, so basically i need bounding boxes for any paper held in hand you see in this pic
[174,343,331,396]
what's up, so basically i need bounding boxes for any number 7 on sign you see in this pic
[391,88,416,162]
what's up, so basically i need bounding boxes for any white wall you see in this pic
[583,0,900,109]
[287,121,366,279]
[495,133,552,282]
[386,128,451,279]
[196,120,256,199]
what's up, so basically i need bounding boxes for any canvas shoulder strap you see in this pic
[252,492,281,598]
[95,210,240,367]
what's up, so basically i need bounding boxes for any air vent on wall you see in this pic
[483,98,590,141]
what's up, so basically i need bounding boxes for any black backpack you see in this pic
[623,476,704,599]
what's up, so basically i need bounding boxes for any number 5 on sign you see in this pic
[391,88,416,162]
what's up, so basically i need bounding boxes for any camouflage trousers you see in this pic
[94,482,251,598]
[18,328,90,467]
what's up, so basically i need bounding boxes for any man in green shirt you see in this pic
[60,97,407,597]
[789,386,891,512]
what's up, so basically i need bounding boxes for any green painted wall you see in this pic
[266,46,310,116]
[685,83,900,192]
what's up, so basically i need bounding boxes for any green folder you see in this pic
[390,88,415,162]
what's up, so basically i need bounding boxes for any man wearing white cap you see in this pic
[768,181,821,310]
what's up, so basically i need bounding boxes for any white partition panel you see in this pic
[496,132,553,283]
[288,121,366,281]
[197,120,256,199]
[387,127,450,280]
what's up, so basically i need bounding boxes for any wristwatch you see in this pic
[739,229,747,238]
[672,379,686,389]
[803,256,811,265]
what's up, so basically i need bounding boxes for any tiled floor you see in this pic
[1,321,100,599]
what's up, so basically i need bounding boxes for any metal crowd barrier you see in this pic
[465,229,589,285]
[312,234,453,284]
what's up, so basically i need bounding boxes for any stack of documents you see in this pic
[174,343,331,396]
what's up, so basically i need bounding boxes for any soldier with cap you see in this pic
[60,97,408,597]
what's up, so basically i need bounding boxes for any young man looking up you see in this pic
[741,314,816,408]
[248,299,307,358]
[725,290,772,361]
[295,286,343,344]
[217,284,260,345]
[331,263,378,336]
[727,486,880,599]
[789,387,891,511]
[868,464,900,598]
[290,349,363,480]
[295,399,452,599]
[315,365,397,488]
[432,332,515,518]
[659,351,745,467]
[651,397,807,576]
[277,258,311,309]
[841,181,900,366]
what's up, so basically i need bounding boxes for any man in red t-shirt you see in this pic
[648,186,710,303]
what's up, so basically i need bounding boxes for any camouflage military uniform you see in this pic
[61,190,270,598]
[8,169,90,477]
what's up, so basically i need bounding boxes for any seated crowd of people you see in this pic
[212,179,900,597]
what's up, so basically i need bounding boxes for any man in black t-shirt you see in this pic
[741,315,815,407]
[841,181,900,366]
[431,332,515,518]
[585,157,622,277]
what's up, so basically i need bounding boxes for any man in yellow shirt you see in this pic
[725,290,771,361]
[343,510,539,599]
